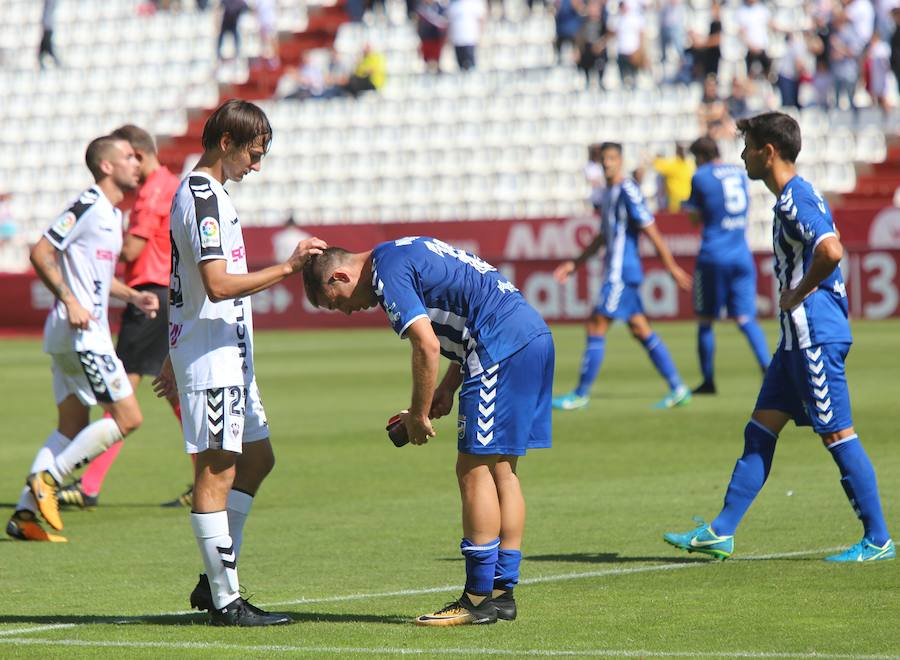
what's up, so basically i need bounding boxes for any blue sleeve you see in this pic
[375,251,429,338]
[622,180,654,228]
[782,188,836,248]
[682,172,703,213]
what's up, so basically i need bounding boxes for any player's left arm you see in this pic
[405,317,440,445]
[109,278,159,318]
[779,235,843,311]
[641,222,693,291]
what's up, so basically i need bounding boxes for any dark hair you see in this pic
[85,135,125,181]
[588,142,603,161]
[599,142,622,154]
[689,136,720,163]
[111,124,157,155]
[736,112,801,163]
[301,247,352,308]
[201,99,273,153]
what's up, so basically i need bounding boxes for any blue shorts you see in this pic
[457,332,554,456]
[755,343,853,434]
[693,259,757,319]
[594,281,644,320]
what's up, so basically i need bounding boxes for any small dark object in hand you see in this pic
[386,412,409,447]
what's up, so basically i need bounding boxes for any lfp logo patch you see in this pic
[52,211,77,238]
[199,217,220,248]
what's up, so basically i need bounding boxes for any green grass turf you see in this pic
[1,320,898,659]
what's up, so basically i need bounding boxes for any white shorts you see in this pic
[180,379,269,454]
[51,351,133,406]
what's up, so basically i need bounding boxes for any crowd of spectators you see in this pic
[337,0,900,119]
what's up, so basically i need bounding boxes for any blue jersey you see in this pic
[772,176,851,350]
[685,162,753,266]
[599,179,654,285]
[372,237,550,376]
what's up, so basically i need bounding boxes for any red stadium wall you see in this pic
[3,212,900,333]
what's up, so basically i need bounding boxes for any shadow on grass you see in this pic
[0,502,177,512]
[0,611,409,626]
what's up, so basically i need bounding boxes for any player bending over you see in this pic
[664,112,894,563]
[303,237,554,626]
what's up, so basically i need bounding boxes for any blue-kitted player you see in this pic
[684,136,770,394]
[664,112,894,562]
[552,141,694,411]
[302,237,554,625]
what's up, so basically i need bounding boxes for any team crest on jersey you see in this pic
[199,217,221,248]
[457,414,466,440]
[231,422,241,439]
[51,211,77,238]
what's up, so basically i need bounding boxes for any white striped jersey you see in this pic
[772,176,851,350]
[168,172,255,392]
[42,185,122,355]
[372,237,550,376]
[599,178,654,285]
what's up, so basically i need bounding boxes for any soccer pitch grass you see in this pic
[1,320,898,659]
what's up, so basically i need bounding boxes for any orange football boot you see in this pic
[27,471,63,531]
[6,510,67,542]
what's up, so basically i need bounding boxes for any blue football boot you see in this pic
[663,518,734,560]
[824,537,895,563]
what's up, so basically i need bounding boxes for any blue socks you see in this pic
[738,320,770,371]
[494,548,521,592]
[575,335,605,397]
[461,537,500,595]
[641,333,682,390]
[828,436,890,546]
[698,323,715,384]
[712,420,778,536]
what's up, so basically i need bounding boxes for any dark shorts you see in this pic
[115,285,169,377]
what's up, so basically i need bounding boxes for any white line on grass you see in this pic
[263,545,846,608]
[0,544,853,656]
[0,624,77,637]
[0,638,895,659]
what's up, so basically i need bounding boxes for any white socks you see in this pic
[226,489,254,561]
[191,510,239,610]
[17,431,70,512]
[51,418,122,483]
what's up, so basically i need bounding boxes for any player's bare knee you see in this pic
[820,428,855,447]
[111,407,143,436]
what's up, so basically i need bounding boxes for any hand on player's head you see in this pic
[287,237,328,272]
